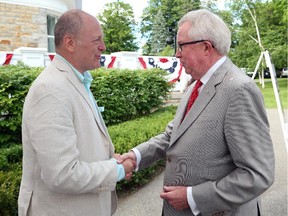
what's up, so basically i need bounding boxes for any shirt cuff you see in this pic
[187,186,200,215]
[131,148,141,171]
[110,158,125,181]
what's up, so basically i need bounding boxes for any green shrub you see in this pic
[0,65,172,147]
[109,106,176,153]
[0,65,41,147]
[0,145,22,171]
[0,163,22,216]
[91,68,173,125]
[109,106,177,190]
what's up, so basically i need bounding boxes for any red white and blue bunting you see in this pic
[0,53,13,65]
[100,55,116,68]
[138,56,183,83]
[0,53,182,84]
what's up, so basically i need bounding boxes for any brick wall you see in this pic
[0,3,61,51]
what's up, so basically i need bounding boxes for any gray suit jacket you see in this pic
[137,58,275,216]
[18,57,118,216]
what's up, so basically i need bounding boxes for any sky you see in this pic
[82,0,226,19]
[82,0,148,21]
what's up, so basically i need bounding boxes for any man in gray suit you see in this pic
[18,9,135,216]
[119,9,275,216]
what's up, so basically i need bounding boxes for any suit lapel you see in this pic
[170,81,216,145]
[173,85,193,130]
[170,58,233,146]
[180,78,216,128]
[52,57,109,139]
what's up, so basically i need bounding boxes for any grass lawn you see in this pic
[255,78,288,109]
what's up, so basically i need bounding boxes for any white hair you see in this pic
[178,9,231,55]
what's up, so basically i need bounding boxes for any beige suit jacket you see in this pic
[137,58,275,216]
[18,57,118,216]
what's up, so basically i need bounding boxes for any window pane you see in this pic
[47,15,56,36]
[48,37,55,52]
[47,15,58,52]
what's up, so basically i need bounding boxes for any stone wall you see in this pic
[0,2,61,51]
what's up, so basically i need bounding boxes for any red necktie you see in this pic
[184,80,202,117]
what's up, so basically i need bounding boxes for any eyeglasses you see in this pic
[177,40,211,52]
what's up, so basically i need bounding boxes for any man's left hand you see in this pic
[160,186,189,211]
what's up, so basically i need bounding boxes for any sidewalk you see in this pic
[114,109,287,216]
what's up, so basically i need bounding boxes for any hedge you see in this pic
[109,106,176,190]
[0,64,176,215]
[0,106,177,216]
[0,64,42,147]
[0,164,22,216]
[91,68,172,125]
[0,65,173,147]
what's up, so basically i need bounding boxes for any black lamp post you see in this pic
[165,27,176,56]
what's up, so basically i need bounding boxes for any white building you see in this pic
[0,0,80,52]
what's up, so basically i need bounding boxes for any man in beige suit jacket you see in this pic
[119,9,275,216]
[18,9,135,216]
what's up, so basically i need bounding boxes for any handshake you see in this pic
[114,151,137,180]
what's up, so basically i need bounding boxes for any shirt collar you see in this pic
[56,54,93,88]
[200,56,227,85]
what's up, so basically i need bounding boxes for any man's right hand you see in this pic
[118,151,137,180]
[117,151,136,164]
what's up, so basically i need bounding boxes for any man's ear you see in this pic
[204,41,213,51]
[63,34,75,53]
[203,41,213,55]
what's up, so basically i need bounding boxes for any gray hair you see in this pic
[178,9,231,55]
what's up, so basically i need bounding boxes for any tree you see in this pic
[98,0,139,53]
[140,0,185,56]
[150,9,168,55]
[159,45,174,56]
[140,0,218,56]
[228,0,287,70]
[260,0,287,69]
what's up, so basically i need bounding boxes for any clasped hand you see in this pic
[114,151,137,180]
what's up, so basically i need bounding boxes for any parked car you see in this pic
[246,71,259,78]
[263,68,281,78]
[241,68,258,78]
[264,68,270,78]
[280,67,288,77]
[246,71,253,77]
